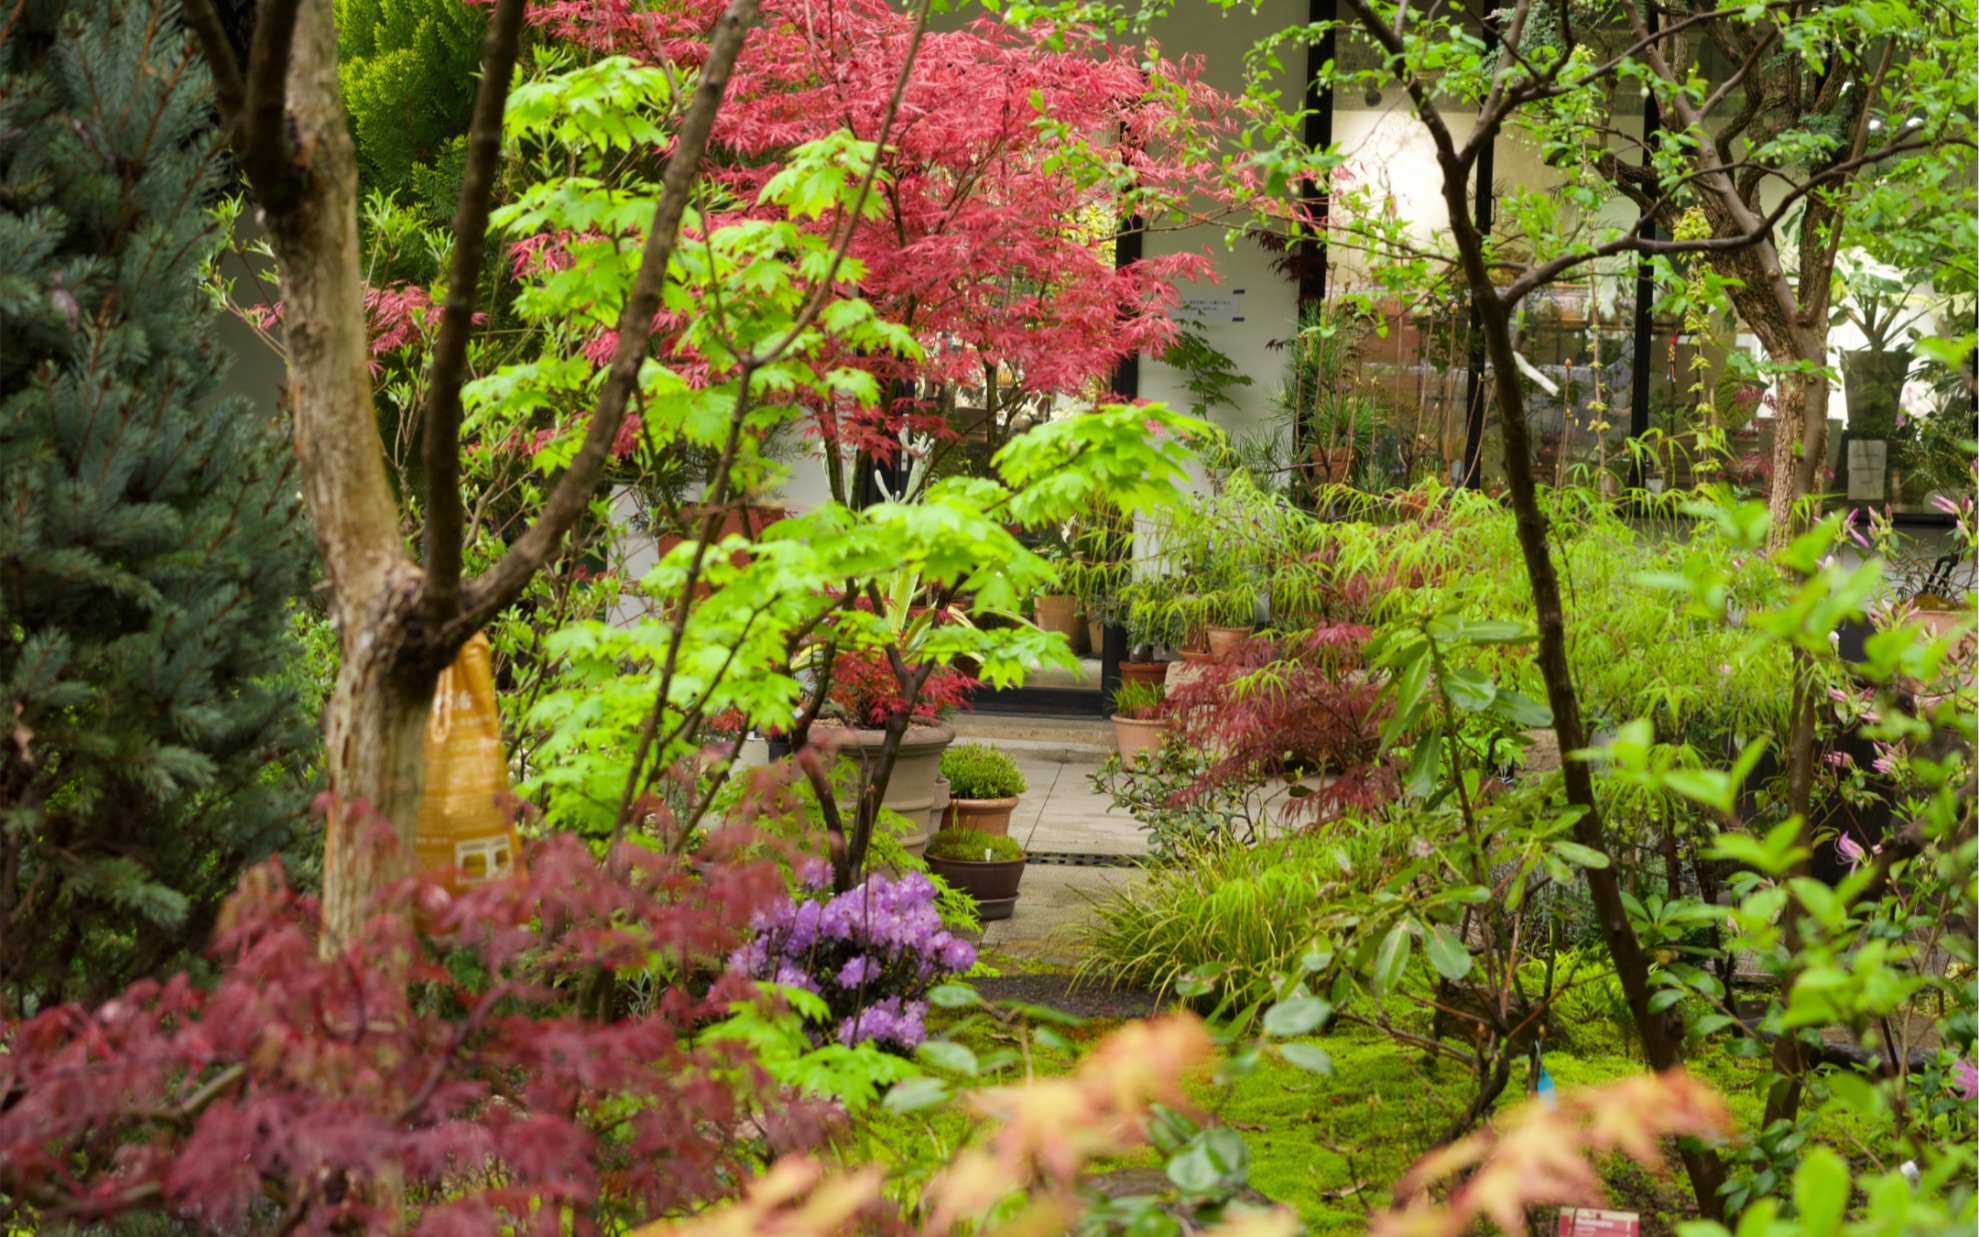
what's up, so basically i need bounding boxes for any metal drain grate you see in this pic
[1027,851,1144,869]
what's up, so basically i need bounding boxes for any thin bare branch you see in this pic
[422,0,530,621]
[237,0,303,209]
[180,0,245,133]
[454,0,761,641]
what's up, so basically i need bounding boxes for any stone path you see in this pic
[949,715,1148,962]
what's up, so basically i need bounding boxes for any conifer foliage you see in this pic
[0,0,316,1011]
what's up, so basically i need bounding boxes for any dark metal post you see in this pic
[1627,10,1662,489]
[1110,220,1144,401]
[1458,129,1496,488]
[1300,0,1338,307]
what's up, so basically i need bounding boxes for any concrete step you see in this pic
[950,713,1116,761]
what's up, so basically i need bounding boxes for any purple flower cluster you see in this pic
[730,871,975,1051]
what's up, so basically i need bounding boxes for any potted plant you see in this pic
[923,827,1027,921]
[937,742,1028,836]
[1834,258,1928,501]
[1110,680,1170,768]
[819,650,973,857]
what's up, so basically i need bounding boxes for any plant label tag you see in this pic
[1559,1209,1639,1237]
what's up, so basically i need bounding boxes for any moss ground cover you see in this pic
[858,960,1876,1237]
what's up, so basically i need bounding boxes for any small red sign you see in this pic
[1559,1209,1640,1237]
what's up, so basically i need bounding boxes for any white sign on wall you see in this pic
[1179,287,1247,324]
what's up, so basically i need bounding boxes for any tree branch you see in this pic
[237,0,304,210]
[452,0,762,643]
[422,0,530,622]
[180,0,245,134]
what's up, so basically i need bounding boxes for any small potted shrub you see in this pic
[923,827,1027,921]
[1110,680,1170,769]
[938,743,1028,835]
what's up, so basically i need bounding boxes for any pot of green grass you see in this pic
[937,743,1027,836]
[924,827,1027,921]
[1110,680,1170,769]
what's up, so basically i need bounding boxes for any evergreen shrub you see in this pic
[0,0,315,1010]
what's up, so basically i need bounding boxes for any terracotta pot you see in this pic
[1206,625,1251,661]
[1305,445,1356,486]
[944,794,1020,837]
[1034,593,1081,640]
[825,722,955,857]
[654,504,788,602]
[924,854,1027,921]
[1112,715,1170,769]
[1087,619,1104,654]
[1179,649,1215,666]
[1119,660,1169,688]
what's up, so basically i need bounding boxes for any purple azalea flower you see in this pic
[730,871,974,1053]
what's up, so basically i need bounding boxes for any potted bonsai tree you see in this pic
[1110,680,1171,769]
[937,743,1027,836]
[923,827,1027,921]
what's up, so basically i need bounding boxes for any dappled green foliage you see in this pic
[336,0,480,206]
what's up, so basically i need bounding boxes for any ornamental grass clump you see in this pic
[730,870,975,1052]
[940,744,1028,800]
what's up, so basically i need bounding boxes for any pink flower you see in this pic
[1953,1057,1979,1102]
[1836,832,1866,870]
[1933,494,1961,517]
[1823,750,1850,768]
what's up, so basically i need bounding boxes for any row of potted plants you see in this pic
[924,744,1031,921]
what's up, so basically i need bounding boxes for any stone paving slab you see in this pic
[980,863,1144,964]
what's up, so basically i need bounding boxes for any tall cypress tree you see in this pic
[0,0,317,1011]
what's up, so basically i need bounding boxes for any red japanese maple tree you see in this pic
[533,0,1260,478]
[0,832,816,1234]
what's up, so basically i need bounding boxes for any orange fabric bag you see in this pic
[416,632,521,891]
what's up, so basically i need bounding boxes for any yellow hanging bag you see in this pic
[416,632,521,891]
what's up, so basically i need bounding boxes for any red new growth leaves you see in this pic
[1166,626,1396,822]
[0,832,805,1235]
[530,0,1242,433]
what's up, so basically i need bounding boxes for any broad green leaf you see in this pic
[1552,840,1612,869]
[1262,995,1332,1037]
[1371,922,1413,996]
[1425,924,1473,980]
[916,1041,979,1075]
[1278,1042,1334,1073]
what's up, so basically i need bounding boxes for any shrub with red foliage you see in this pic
[0,831,818,1235]
[824,647,977,728]
[1166,626,1395,823]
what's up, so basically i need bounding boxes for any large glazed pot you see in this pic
[827,722,955,858]
[924,854,1027,921]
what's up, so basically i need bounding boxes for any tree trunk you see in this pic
[1474,289,1732,1218]
[261,0,433,951]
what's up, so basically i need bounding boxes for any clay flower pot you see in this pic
[825,721,955,857]
[945,794,1021,837]
[1111,714,1170,769]
[1179,649,1216,666]
[1119,660,1169,688]
[1206,625,1251,661]
[924,853,1027,921]
[1034,593,1081,639]
[1087,618,1104,654]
